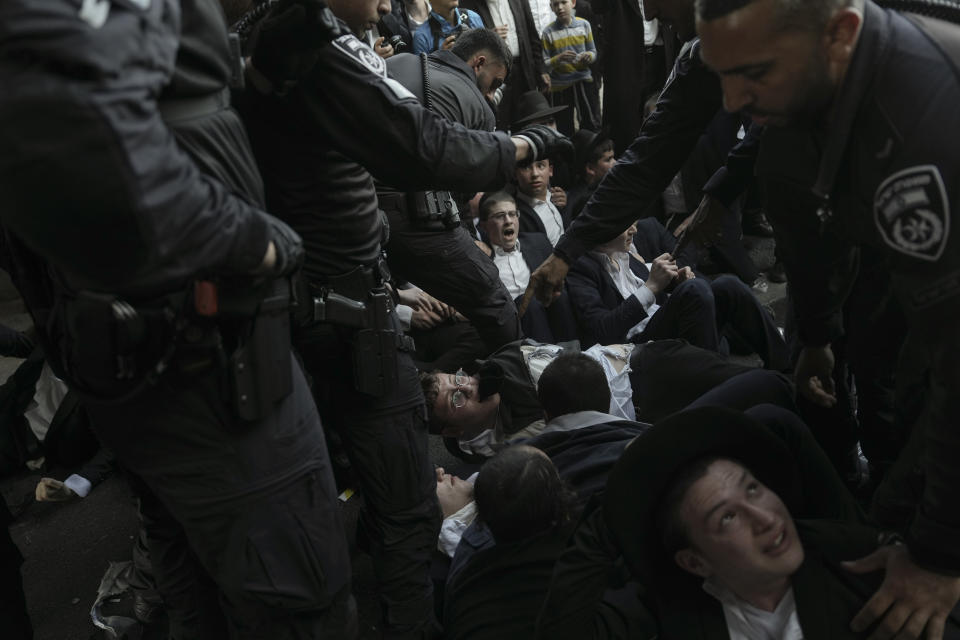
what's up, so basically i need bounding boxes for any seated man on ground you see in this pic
[476,191,578,343]
[536,406,960,639]
[567,221,788,370]
[421,338,795,458]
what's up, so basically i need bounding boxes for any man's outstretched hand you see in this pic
[518,254,569,316]
[795,344,837,408]
[844,545,960,639]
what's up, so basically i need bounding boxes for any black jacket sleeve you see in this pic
[536,505,644,640]
[554,40,722,263]
[295,33,516,194]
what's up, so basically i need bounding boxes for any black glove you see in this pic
[513,124,574,166]
[249,0,343,92]
[264,215,305,276]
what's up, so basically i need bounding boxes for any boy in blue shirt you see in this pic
[413,0,485,54]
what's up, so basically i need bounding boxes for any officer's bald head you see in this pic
[696,0,863,33]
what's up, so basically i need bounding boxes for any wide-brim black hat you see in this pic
[571,127,611,169]
[512,90,568,129]
[602,406,802,584]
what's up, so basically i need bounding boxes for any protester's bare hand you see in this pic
[373,36,394,59]
[475,239,493,257]
[843,545,960,640]
[35,477,76,502]
[441,34,457,50]
[411,308,444,330]
[557,50,577,64]
[795,344,837,407]
[494,24,509,40]
[550,186,567,209]
[645,253,678,296]
[520,254,569,314]
[676,265,695,283]
[575,52,592,66]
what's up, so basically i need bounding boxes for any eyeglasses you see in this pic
[451,369,469,409]
[490,210,519,222]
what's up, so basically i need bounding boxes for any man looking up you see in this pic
[693,1,960,638]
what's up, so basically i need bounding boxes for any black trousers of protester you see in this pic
[629,338,796,423]
[1,498,31,640]
[295,320,441,637]
[549,82,600,138]
[384,210,522,354]
[634,275,789,371]
[86,356,355,640]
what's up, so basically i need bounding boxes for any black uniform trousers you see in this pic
[295,320,441,637]
[86,357,355,640]
[1,497,31,640]
[384,210,522,354]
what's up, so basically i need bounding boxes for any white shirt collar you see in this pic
[492,240,521,256]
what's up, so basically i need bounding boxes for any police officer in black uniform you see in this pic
[695,0,960,637]
[235,0,570,636]
[380,28,522,353]
[0,0,354,637]
[521,0,905,482]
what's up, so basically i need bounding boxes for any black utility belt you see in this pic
[379,190,461,231]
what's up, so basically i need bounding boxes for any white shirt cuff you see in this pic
[63,474,92,498]
[632,284,657,312]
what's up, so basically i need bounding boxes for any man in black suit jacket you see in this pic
[459,0,549,131]
[478,191,577,343]
[567,220,787,370]
[514,159,570,245]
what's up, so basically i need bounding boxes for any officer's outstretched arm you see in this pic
[295,32,545,194]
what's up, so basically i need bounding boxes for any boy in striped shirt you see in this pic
[541,0,598,136]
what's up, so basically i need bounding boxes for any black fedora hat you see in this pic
[571,127,611,170]
[602,406,802,584]
[512,90,568,130]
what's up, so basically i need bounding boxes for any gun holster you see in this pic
[407,189,460,230]
[58,290,177,401]
[208,278,294,422]
[301,261,414,398]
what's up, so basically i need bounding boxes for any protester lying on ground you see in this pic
[535,406,960,639]
[421,338,794,458]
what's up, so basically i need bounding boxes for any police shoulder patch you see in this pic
[874,165,950,262]
[332,34,387,78]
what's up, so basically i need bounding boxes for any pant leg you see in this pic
[87,357,354,639]
[297,323,441,638]
[629,339,756,422]
[550,87,577,138]
[706,202,760,284]
[126,472,225,640]
[710,274,790,371]
[685,369,796,415]
[637,278,719,351]
[0,498,31,640]
[744,404,867,524]
[385,215,521,354]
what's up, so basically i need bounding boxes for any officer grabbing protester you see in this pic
[233,0,572,637]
